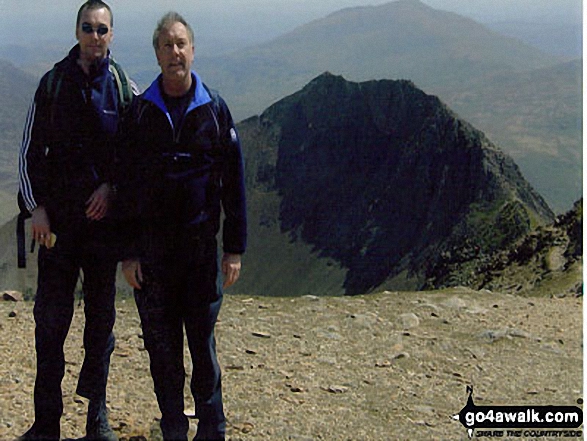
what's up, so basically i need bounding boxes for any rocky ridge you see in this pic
[238,72,554,296]
[429,199,583,295]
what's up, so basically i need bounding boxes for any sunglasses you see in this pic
[81,22,110,36]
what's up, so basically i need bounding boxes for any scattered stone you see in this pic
[0,289,579,441]
[417,303,441,313]
[323,385,348,394]
[225,364,245,371]
[478,327,535,343]
[239,422,255,434]
[466,306,488,315]
[392,352,410,360]
[442,297,467,309]
[8,311,16,318]
[2,291,23,302]
[399,313,420,329]
[252,331,271,339]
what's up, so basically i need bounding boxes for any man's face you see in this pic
[75,7,113,63]
[155,21,194,83]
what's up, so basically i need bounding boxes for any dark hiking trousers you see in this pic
[32,233,116,434]
[134,225,225,441]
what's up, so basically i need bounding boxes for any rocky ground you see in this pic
[0,286,582,441]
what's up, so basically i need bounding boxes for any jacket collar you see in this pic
[66,44,111,77]
[142,71,211,116]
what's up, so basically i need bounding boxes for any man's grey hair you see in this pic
[152,11,194,50]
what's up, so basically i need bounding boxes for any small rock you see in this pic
[240,422,254,434]
[392,352,409,360]
[399,313,420,329]
[8,311,17,318]
[478,327,534,342]
[2,291,23,302]
[442,297,467,309]
[252,331,271,339]
[323,385,348,394]
[225,364,245,370]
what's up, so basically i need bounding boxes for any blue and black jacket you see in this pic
[19,45,133,228]
[122,71,247,256]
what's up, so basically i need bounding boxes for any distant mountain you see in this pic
[0,60,37,225]
[194,0,579,211]
[484,21,582,58]
[198,0,558,121]
[442,59,582,213]
[235,73,554,295]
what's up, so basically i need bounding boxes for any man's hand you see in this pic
[122,259,143,289]
[222,253,242,288]
[31,206,51,247]
[86,183,111,221]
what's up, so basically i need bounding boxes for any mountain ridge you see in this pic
[236,73,555,295]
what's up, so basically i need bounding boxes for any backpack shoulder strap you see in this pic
[45,65,65,127]
[109,57,133,111]
[45,66,61,98]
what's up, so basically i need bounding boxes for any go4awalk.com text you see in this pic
[453,386,583,438]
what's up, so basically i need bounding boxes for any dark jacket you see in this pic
[123,71,247,256]
[19,45,126,229]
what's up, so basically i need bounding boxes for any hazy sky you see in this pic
[0,0,582,47]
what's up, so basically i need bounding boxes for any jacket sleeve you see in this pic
[218,95,247,255]
[112,93,144,261]
[19,74,51,213]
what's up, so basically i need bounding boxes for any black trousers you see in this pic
[32,230,117,433]
[134,225,225,441]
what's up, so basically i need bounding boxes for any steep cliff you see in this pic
[238,73,554,295]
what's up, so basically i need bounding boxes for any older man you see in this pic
[121,11,246,441]
[18,1,135,440]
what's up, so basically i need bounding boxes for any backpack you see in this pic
[17,58,134,268]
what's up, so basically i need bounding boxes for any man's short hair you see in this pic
[153,11,195,50]
[76,0,113,27]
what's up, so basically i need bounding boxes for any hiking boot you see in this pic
[85,399,118,441]
[16,422,60,441]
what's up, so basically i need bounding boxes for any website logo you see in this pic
[453,386,583,438]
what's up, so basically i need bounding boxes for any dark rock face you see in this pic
[239,73,554,295]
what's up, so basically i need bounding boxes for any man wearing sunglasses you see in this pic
[17,1,136,440]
